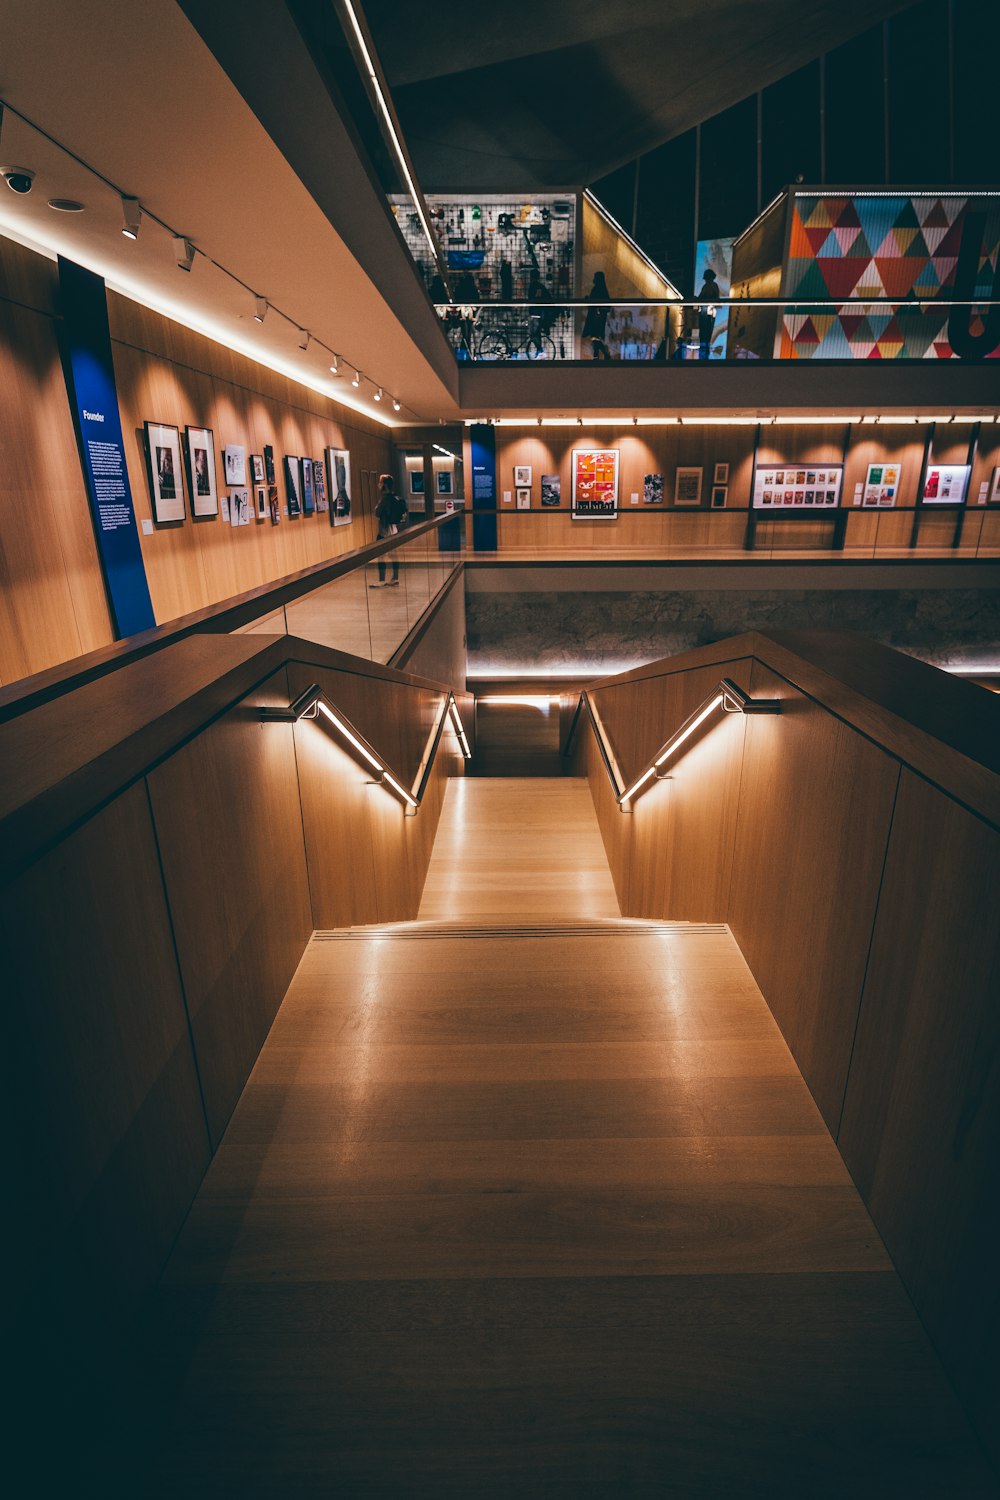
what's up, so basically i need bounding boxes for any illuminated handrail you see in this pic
[565,678,780,812]
[261,684,470,815]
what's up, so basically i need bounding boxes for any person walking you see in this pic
[370,474,408,587]
[582,271,612,360]
[697,268,720,358]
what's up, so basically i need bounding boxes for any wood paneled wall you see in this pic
[580,632,1000,1466]
[0,236,392,689]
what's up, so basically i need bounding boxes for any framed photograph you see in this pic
[284,455,302,516]
[514,464,532,487]
[145,421,185,523]
[230,488,250,527]
[922,463,970,506]
[541,474,561,507]
[436,469,454,497]
[313,459,328,512]
[409,468,425,497]
[711,485,728,508]
[862,461,901,508]
[223,444,246,486]
[571,447,619,520]
[516,487,531,509]
[674,467,703,506]
[713,462,729,485]
[751,461,843,510]
[268,484,280,525]
[185,425,218,519]
[301,457,315,515]
[250,452,265,486]
[263,444,276,485]
[643,473,664,506]
[255,485,267,521]
[326,448,352,527]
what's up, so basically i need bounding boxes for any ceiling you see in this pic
[361,0,916,189]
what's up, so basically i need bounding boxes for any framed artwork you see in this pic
[515,487,531,509]
[514,464,532,487]
[541,474,561,507]
[145,421,185,523]
[185,425,218,519]
[284,455,302,516]
[571,448,619,520]
[711,485,728,508]
[223,444,246,486]
[268,484,280,525]
[713,462,729,485]
[301,457,315,515]
[643,473,664,505]
[263,444,276,485]
[751,462,843,510]
[922,464,970,506]
[409,468,425,497]
[327,448,352,527]
[990,466,1000,505]
[255,485,267,521]
[436,469,454,496]
[862,462,901,508]
[674,467,703,506]
[250,452,265,486]
[313,459,328,512]
[230,488,250,527]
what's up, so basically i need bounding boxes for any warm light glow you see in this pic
[382,769,418,808]
[773,415,861,424]
[680,416,766,425]
[478,695,553,708]
[654,694,725,768]
[621,766,656,803]
[316,700,383,772]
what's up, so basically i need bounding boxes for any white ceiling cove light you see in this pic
[120,195,141,240]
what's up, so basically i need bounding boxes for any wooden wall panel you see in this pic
[726,662,900,1131]
[145,666,313,1145]
[0,782,209,1306]
[838,769,1000,1462]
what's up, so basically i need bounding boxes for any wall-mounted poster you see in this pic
[572,448,619,520]
[284,455,302,516]
[410,468,425,497]
[751,462,844,510]
[437,470,454,497]
[313,460,328,512]
[515,487,531,509]
[230,488,250,527]
[514,464,532,487]
[145,421,185,523]
[674,467,703,506]
[711,486,728,508]
[922,464,970,505]
[990,466,1000,505]
[268,484,280,524]
[862,462,901,507]
[541,474,561,507]
[644,474,664,505]
[255,485,267,521]
[185,425,218,519]
[263,445,276,485]
[223,444,246,486]
[301,457,315,515]
[326,448,352,527]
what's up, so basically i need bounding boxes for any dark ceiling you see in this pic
[361,0,915,189]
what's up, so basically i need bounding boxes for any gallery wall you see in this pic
[0,235,390,688]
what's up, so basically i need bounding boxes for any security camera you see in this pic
[3,167,35,194]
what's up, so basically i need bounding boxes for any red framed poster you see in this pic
[571,448,619,520]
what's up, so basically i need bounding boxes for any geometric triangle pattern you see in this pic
[779,194,1000,359]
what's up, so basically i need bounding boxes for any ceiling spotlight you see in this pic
[374,386,383,402]
[298,330,309,351]
[254,296,267,323]
[330,355,340,376]
[120,195,141,239]
[352,369,361,388]
[172,236,195,272]
[392,398,401,412]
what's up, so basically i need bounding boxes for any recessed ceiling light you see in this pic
[48,198,84,213]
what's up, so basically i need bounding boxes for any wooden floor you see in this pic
[146,780,995,1497]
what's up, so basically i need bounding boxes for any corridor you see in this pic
[149,779,993,1497]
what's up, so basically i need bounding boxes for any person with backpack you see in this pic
[370,473,409,587]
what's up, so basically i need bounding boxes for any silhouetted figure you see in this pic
[499,259,514,303]
[583,272,612,360]
[697,268,719,358]
[371,474,408,587]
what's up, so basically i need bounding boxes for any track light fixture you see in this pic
[374,387,382,402]
[298,330,309,351]
[254,296,268,323]
[352,369,361,388]
[330,355,340,376]
[172,236,195,272]
[392,398,401,411]
[120,195,141,240]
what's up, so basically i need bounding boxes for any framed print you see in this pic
[515,487,531,509]
[263,444,276,485]
[313,459,328,512]
[711,485,728,508]
[230,488,250,526]
[327,448,352,527]
[185,425,218,519]
[990,466,1000,505]
[284,455,302,516]
[922,464,970,506]
[862,462,901,508]
[223,444,246,486]
[268,484,280,525]
[541,474,561,507]
[255,485,267,521]
[250,452,265,486]
[674,467,703,506]
[514,464,532,487]
[643,473,664,506]
[436,470,454,497]
[409,468,425,497]
[713,462,729,485]
[301,457,315,515]
[571,448,619,520]
[751,461,843,510]
[145,421,185,523]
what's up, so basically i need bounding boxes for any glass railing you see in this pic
[433,298,1000,362]
[237,516,465,664]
